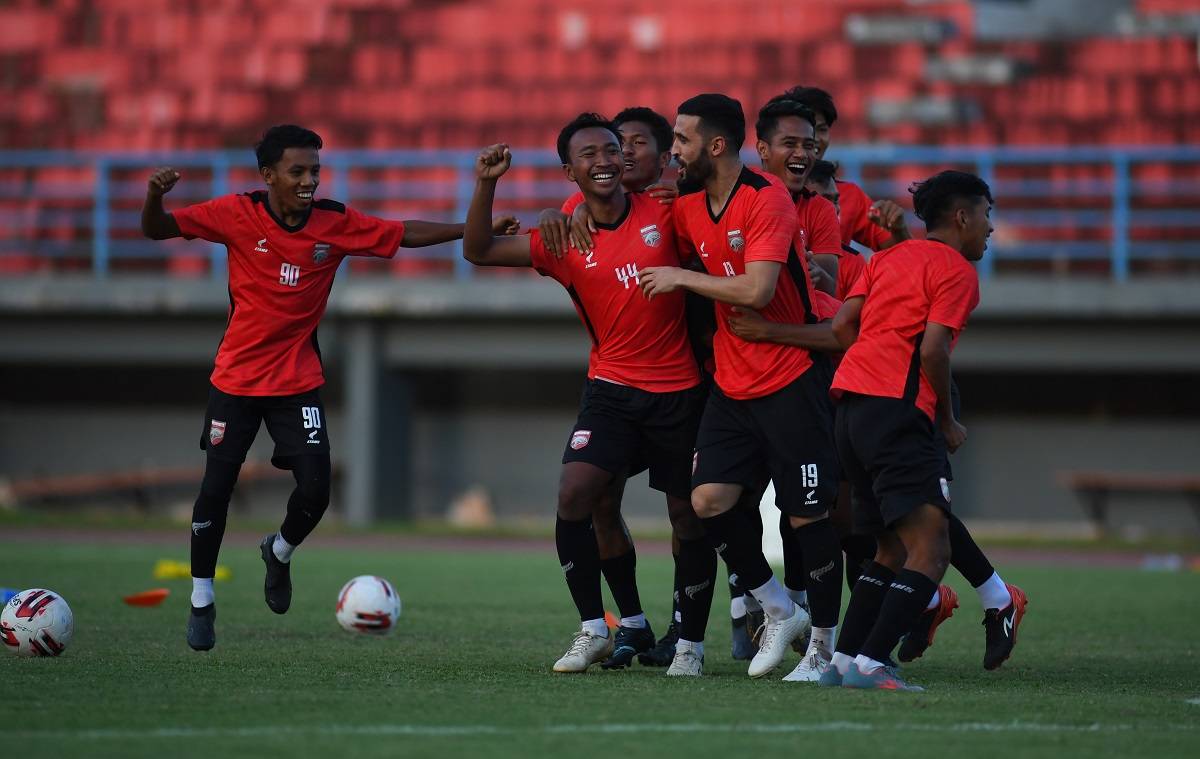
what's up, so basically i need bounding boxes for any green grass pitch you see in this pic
[1,539,1197,758]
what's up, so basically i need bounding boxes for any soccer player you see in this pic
[141,124,517,651]
[639,93,844,679]
[822,170,1017,691]
[461,115,711,675]
[804,159,867,302]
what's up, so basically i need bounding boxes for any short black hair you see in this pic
[255,124,322,169]
[807,159,839,186]
[755,98,817,142]
[776,86,838,127]
[677,93,746,151]
[910,170,993,229]
[613,106,674,155]
[556,112,619,164]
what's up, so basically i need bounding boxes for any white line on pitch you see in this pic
[10,721,1199,740]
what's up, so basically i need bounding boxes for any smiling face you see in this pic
[563,126,624,200]
[617,120,668,191]
[756,115,817,196]
[811,111,832,159]
[805,174,840,215]
[262,147,320,218]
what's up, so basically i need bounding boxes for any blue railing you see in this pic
[2,146,1198,281]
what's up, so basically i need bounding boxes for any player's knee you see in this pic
[291,456,331,508]
[557,481,600,521]
[874,530,906,570]
[690,484,735,519]
[196,458,240,509]
[668,503,704,541]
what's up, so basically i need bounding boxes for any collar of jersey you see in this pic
[251,191,312,233]
[591,193,632,232]
[706,165,753,224]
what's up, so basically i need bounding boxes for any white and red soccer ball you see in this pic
[1,588,74,657]
[335,575,401,635]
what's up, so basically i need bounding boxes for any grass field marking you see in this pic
[1186,698,1200,706]
[14,721,1197,741]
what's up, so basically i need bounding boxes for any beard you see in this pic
[677,151,714,193]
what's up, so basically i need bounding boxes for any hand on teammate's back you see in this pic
[475,144,512,181]
[568,203,596,255]
[537,209,571,258]
[638,266,685,300]
[727,307,771,342]
[644,180,678,205]
[941,419,967,453]
[147,168,180,197]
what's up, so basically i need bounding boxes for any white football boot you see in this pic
[747,602,810,678]
[782,641,832,682]
[665,646,704,676]
[552,629,614,673]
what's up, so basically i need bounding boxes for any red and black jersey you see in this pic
[835,244,867,301]
[672,166,820,400]
[173,191,406,396]
[831,239,980,421]
[529,192,701,393]
[795,191,842,261]
[836,179,892,251]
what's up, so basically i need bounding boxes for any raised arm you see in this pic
[402,215,519,248]
[920,321,965,452]
[462,144,533,268]
[639,260,781,310]
[141,168,183,240]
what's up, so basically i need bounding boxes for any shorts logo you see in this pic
[640,224,662,248]
[809,560,836,583]
[684,580,711,600]
[727,229,745,252]
[569,430,592,450]
[312,243,331,264]
[560,561,574,574]
[191,520,212,536]
[692,450,699,475]
[805,489,818,505]
[940,477,951,502]
[209,420,226,446]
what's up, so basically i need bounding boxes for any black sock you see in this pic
[779,511,806,594]
[793,519,843,629]
[727,568,743,601]
[600,548,642,621]
[670,551,681,626]
[841,534,877,592]
[279,455,331,546]
[948,513,995,587]
[555,515,604,622]
[676,536,717,642]
[834,561,896,657]
[860,569,939,663]
[190,458,239,578]
[699,509,773,591]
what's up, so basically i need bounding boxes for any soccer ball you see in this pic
[335,575,400,635]
[1,588,74,657]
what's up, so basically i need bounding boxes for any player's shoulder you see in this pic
[835,179,870,200]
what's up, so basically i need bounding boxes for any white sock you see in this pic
[620,613,646,629]
[787,588,808,607]
[674,609,682,623]
[190,577,214,608]
[743,593,762,613]
[925,588,941,611]
[581,618,608,637]
[830,651,854,675]
[749,576,794,620]
[854,653,888,674]
[810,625,837,653]
[272,534,295,563]
[677,638,704,658]
[730,595,747,619]
[976,572,1011,610]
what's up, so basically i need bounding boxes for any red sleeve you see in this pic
[527,229,569,285]
[846,257,871,300]
[807,196,842,256]
[337,206,407,258]
[835,249,866,301]
[812,289,843,321]
[561,191,585,215]
[743,186,796,265]
[172,195,241,244]
[926,255,979,331]
[840,181,894,251]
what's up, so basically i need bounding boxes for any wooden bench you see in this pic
[2,461,294,511]
[1058,470,1200,535]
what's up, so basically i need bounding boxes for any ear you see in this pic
[657,151,671,172]
[755,139,769,162]
[955,205,969,229]
[709,135,726,159]
[561,163,576,184]
[259,165,273,184]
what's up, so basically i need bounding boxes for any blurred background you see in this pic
[1,0,1198,541]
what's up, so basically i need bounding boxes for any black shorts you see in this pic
[562,379,705,500]
[692,366,839,518]
[835,393,951,535]
[200,384,330,469]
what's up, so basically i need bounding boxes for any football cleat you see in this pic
[731,615,756,660]
[897,584,959,662]
[638,620,679,667]
[259,534,292,615]
[552,629,613,673]
[665,646,704,676]
[983,583,1028,670]
[600,624,656,669]
[187,604,216,651]
[747,603,810,678]
[782,642,831,682]
[842,662,925,691]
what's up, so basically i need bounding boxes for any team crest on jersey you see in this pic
[640,224,662,248]
[312,243,331,264]
[209,420,226,446]
[570,430,592,450]
[727,229,745,252]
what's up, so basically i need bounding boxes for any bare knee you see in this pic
[874,530,906,571]
[667,495,704,541]
[691,483,739,519]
